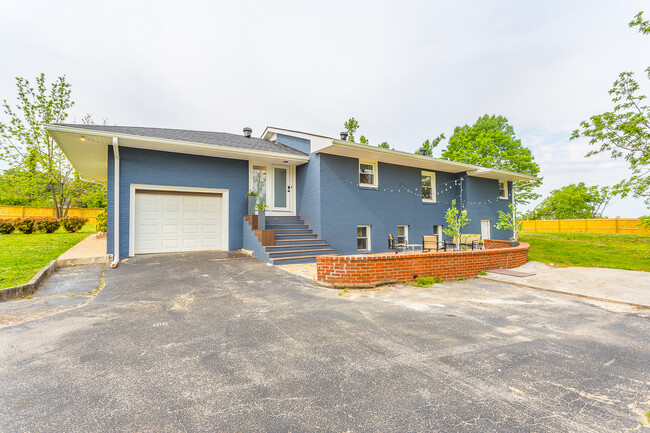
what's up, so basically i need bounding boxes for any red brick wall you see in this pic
[317,242,529,286]
[484,239,511,249]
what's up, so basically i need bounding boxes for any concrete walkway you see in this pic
[480,261,650,307]
[57,234,110,266]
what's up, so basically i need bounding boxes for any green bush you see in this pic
[0,219,15,234]
[35,217,61,233]
[414,276,434,287]
[95,209,107,232]
[14,218,36,234]
[61,216,87,233]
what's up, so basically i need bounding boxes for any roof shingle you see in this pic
[53,124,309,156]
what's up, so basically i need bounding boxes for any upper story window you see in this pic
[421,171,436,202]
[498,180,508,199]
[359,161,378,188]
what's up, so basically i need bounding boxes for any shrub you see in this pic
[0,219,15,234]
[414,276,434,287]
[61,216,87,233]
[14,217,36,234]
[95,209,107,232]
[35,217,61,233]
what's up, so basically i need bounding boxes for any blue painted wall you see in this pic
[276,134,311,154]
[464,176,512,240]
[275,135,323,235]
[107,146,249,258]
[318,154,465,255]
[242,217,271,263]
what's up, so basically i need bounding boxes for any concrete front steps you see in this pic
[265,216,334,265]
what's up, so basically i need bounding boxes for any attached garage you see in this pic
[130,186,229,255]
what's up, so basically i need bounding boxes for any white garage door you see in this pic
[134,190,223,254]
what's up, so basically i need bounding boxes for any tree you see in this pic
[442,199,471,249]
[343,117,359,142]
[441,114,542,205]
[571,12,650,209]
[378,141,390,149]
[495,203,523,241]
[524,183,612,220]
[359,135,369,145]
[0,74,76,217]
[415,133,445,156]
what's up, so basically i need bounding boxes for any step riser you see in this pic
[266,225,309,230]
[266,245,330,252]
[275,239,324,246]
[271,230,313,235]
[265,217,302,222]
[269,250,334,258]
[275,234,318,238]
[272,257,319,265]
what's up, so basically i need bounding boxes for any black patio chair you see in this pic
[388,234,407,254]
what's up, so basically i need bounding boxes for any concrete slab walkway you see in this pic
[480,261,650,307]
[0,265,105,328]
[57,234,110,266]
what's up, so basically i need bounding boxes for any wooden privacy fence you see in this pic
[0,206,104,225]
[521,218,650,235]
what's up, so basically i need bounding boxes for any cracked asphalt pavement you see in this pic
[0,251,648,432]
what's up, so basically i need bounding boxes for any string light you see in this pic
[335,174,509,205]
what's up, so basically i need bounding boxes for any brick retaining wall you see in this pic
[316,242,529,286]
[483,239,511,249]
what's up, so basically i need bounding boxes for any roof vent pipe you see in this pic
[243,127,252,138]
[419,148,428,156]
[340,131,348,140]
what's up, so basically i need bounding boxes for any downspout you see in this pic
[512,183,517,242]
[110,137,120,268]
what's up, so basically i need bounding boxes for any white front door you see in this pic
[481,220,491,241]
[270,165,292,212]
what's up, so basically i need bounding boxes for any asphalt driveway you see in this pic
[1,251,649,432]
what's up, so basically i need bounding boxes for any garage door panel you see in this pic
[134,190,224,254]
[202,224,219,234]
[162,224,179,234]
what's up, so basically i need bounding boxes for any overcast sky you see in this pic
[1,0,648,216]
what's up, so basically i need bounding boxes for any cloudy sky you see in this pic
[1,0,648,216]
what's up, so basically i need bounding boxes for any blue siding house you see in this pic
[46,124,536,266]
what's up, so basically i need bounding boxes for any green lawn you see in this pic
[519,232,650,272]
[0,225,95,289]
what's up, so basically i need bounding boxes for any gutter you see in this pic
[111,137,120,268]
[43,124,310,163]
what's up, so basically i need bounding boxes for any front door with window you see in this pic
[249,162,295,216]
[271,165,291,212]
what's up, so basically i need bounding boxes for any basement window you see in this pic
[357,225,371,251]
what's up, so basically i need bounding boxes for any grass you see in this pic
[0,224,95,289]
[518,232,650,272]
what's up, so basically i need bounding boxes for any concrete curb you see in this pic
[0,260,58,302]
[57,255,112,268]
[478,275,650,309]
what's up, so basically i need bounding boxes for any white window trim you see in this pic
[433,225,443,237]
[498,179,508,199]
[421,170,436,203]
[359,160,378,188]
[357,225,371,251]
[397,225,409,245]
[128,184,230,257]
